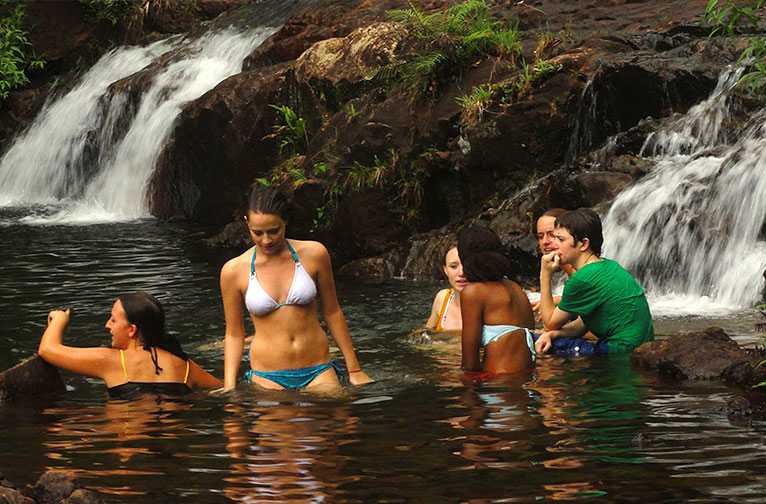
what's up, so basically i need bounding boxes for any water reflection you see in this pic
[41,396,202,498]
[222,399,359,503]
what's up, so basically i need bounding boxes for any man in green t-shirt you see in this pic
[535,208,654,355]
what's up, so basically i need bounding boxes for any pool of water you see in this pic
[1,210,765,503]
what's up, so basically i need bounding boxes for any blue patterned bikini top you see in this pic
[245,241,317,316]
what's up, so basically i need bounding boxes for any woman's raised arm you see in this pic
[38,309,112,380]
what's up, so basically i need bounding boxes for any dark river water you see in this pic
[1,210,765,503]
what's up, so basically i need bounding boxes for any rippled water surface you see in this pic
[1,211,765,503]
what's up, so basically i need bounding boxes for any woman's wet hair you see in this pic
[457,225,510,282]
[246,184,290,221]
[118,292,188,375]
[555,208,603,256]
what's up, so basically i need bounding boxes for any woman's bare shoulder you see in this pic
[432,288,450,305]
[290,239,330,265]
[220,248,253,278]
[290,238,327,254]
[502,278,525,295]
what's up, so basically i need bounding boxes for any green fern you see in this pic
[381,0,524,92]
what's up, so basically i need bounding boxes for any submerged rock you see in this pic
[23,471,104,504]
[0,355,66,405]
[0,487,33,504]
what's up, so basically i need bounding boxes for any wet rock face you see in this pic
[150,63,292,224]
[0,356,66,405]
[5,0,743,279]
[630,327,760,380]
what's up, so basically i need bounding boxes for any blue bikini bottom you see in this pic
[243,360,344,389]
[533,334,609,356]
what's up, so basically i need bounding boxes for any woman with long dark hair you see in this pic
[39,292,221,397]
[457,225,535,375]
[425,243,467,332]
[219,185,372,391]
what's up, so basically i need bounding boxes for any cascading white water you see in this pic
[0,38,180,207]
[0,26,275,224]
[603,67,766,315]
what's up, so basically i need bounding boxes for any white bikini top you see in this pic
[245,241,317,316]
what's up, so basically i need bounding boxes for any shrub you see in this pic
[705,0,766,96]
[382,0,523,91]
[78,0,134,25]
[0,4,44,99]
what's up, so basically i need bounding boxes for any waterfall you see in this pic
[603,67,766,315]
[0,26,275,224]
[566,77,598,162]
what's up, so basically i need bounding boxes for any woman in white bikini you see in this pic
[219,185,372,391]
[425,243,467,332]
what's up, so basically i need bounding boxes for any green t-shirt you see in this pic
[557,258,654,353]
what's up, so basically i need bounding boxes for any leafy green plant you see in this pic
[515,60,534,95]
[269,104,308,156]
[456,83,495,128]
[0,5,44,99]
[382,0,523,91]
[534,59,556,77]
[78,0,134,25]
[705,0,763,37]
[705,0,766,96]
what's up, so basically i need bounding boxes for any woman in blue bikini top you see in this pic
[219,185,373,391]
[457,226,536,375]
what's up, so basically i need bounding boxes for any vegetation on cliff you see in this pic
[0,2,43,100]
[78,0,134,25]
[258,0,568,241]
[705,0,766,95]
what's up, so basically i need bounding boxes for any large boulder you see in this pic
[0,355,66,405]
[294,22,406,83]
[630,327,760,380]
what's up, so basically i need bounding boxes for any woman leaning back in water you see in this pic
[38,292,222,397]
[425,243,467,332]
[457,225,536,375]
[219,185,373,391]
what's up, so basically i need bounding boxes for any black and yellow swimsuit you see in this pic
[107,349,191,398]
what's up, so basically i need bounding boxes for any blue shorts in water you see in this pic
[533,333,609,356]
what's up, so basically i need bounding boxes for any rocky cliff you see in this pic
[2,0,754,283]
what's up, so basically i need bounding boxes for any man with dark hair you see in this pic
[536,208,654,355]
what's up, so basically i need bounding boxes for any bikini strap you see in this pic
[250,241,299,275]
[119,349,130,381]
[286,241,299,262]
[183,360,190,384]
[435,289,454,332]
